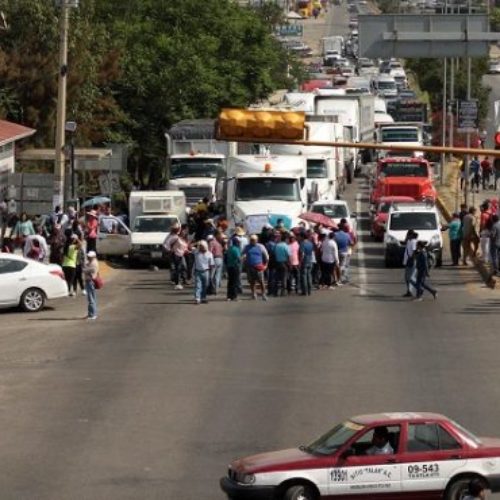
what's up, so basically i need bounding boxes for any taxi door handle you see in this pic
[386,458,398,463]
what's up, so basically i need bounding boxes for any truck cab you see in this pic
[223,155,307,234]
[165,119,231,207]
[370,157,436,208]
[375,122,424,159]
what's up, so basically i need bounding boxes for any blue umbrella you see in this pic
[82,196,111,208]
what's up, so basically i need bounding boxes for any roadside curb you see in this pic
[437,161,497,289]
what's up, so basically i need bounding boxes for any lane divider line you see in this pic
[356,192,368,296]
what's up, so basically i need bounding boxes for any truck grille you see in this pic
[386,184,420,198]
[179,186,212,206]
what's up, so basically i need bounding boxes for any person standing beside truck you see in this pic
[193,240,214,305]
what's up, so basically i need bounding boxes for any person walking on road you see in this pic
[62,234,79,297]
[410,241,437,301]
[299,231,314,296]
[208,232,224,295]
[226,237,242,302]
[491,215,500,275]
[83,251,99,320]
[470,156,481,193]
[481,156,492,190]
[445,213,462,266]
[287,233,300,294]
[462,207,479,265]
[320,232,339,289]
[402,230,418,297]
[273,232,290,297]
[85,210,99,253]
[193,240,214,305]
[335,224,353,284]
[243,234,269,301]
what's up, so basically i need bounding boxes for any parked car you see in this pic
[0,253,68,312]
[488,59,500,74]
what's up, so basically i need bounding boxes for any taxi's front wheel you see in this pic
[445,476,486,500]
[284,484,317,500]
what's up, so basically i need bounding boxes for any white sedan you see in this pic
[0,253,68,312]
[311,200,357,233]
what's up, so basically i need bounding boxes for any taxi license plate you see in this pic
[151,251,162,259]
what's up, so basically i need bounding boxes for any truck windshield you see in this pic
[381,128,419,142]
[381,162,428,177]
[134,217,177,233]
[389,212,437,231]
[170,158,224,179]
[235,178,300,202]
[307,159,328,179]
[305,421,364,456]
[378,81,396,90]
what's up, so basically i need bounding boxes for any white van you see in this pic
[384,202,442,267]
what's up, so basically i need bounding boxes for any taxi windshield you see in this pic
[305,421,363,456]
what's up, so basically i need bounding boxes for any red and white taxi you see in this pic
[220,412,500,500]
[371,196,415,241]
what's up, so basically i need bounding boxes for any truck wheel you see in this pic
[445,476,486,500]
[20,288,46,312]
[284,484,317,500]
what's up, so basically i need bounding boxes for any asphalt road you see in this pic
[1,4,500,500]
[1,177,500,500]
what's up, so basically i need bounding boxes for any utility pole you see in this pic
[441,0,448,185]
[53,0,78,210]
[464,0,472,208]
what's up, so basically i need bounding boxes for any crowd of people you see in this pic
[0,200,104,319]
[163,213,357,305]
[461,156,500,193]
[444,199,500,273]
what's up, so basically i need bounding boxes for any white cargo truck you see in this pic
[375,122,425,158]
[314,94,375,179]
[128,191,186,265]
[321,36,344,57]
[266,120,346,203]
[221,155,307,234]
[165,120,231,207]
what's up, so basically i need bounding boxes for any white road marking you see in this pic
[356,192,368,296]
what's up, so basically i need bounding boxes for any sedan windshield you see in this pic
[389,212,438,231]
[306,422,364,456]
[235,178,300,202]
[312,204,348,219]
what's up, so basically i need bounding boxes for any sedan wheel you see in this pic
[284,484,317,500]
[445,477,486,500]
[21,288,46,313]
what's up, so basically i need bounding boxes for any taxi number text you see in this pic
[331,469,348,482]
[408,463,440,478]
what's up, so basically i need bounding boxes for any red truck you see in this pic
[370,157,436,208]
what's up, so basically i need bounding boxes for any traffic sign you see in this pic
[275,24,303,37]
[457,99,478,134]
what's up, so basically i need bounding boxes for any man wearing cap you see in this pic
[193,240,214,304]
[243,234,269,301]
